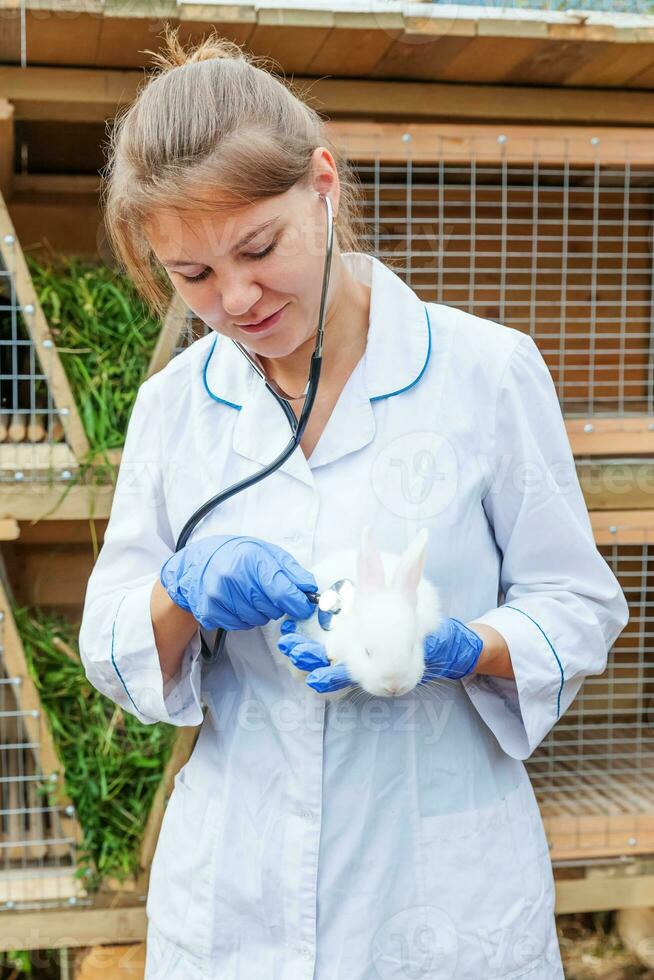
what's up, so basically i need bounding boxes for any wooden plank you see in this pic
[0,902,147,951]
[0,484,114,522]
[568,418,654,456]
[0,519,19,540]
[0,98,13,203]
[7,66,654,126]
[145,292,188,379]
[591,510,654,544]
[0,443,79,472]
[555,872,654,914]
[328,120,654,164]
[0,867,86,905]
[73,944,145,980]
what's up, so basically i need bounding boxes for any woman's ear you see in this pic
[357,524,386,593]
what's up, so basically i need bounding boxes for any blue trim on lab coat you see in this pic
[202,304,432,408]
[504,604,565,717]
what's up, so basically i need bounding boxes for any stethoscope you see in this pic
[173,192,353,663]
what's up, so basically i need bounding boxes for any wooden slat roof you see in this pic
[2,0,654,88]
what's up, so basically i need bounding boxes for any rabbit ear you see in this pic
[357,525,387,592]
[390,527,429,600]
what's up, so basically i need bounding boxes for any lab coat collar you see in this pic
[202,252,431,486]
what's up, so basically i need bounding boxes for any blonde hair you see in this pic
[101,25,372,319]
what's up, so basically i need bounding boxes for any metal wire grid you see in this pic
[354,148,654,417]
[526,542,654,834]
[0,660,81,912]
[436,0,654,9]
[0,240,70,480]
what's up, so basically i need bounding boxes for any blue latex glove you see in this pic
[277,617,355,693]
[421,617,483,681]
[278,615,483,692]
[160,535,318,631]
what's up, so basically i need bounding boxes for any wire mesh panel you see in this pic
[0,587,87,914]
[0,195,88,483]
[349,130,654,417]
[525,536,654,861]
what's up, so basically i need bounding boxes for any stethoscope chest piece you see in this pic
[314,578,356,631]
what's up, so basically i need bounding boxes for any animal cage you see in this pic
[0,191,88,484]
[155,123,654,448]
[525,511,654,864]
[0,578,85,913]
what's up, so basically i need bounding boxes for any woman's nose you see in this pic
[221,281,262,319]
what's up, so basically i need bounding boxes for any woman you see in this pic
[78,25,629,980]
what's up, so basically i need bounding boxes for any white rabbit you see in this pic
[262,524,444,702]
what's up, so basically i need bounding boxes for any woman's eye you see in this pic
[247,240,277,261]
[182,268,211,283]
[181,240,277,283]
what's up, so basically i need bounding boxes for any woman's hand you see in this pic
[277,614,484,693]
[160,534,318,631]
[420,617,484,681]
[277,618,355,693]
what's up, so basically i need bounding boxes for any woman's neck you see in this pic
[259,263,371,400]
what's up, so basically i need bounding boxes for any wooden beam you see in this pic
[568,417,654,455]
[0,98,14,202]
[555,872,654,915]
[0,902,147,951]
[590,509,654,543]
[5,66,654,126]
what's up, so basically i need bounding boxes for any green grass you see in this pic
[25,253,164,481]
[13,604,177,891]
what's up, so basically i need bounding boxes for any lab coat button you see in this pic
[299,808,314,820]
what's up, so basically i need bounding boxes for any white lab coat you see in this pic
[78,251,629,980]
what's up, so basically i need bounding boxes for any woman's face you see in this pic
[145,163,340,359]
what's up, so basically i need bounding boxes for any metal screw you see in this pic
[59,407,70,417]
[65,804,75,817]
[3,235,14,246]
[584,423,594,433]
[590,136,600,146]
[49,772,58,783]
[4,900,15,909]
[497,134,507,144]
[68,896,77,905]
[23,303,34,315]
[402,133,411,142]
[609,525,617,534]
[61,470,72,481]
[31,709,39,717]
[43,338,54,349]
[14,471,24,481]
[628,836,637,846]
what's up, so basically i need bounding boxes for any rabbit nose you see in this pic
[383,682,401,695]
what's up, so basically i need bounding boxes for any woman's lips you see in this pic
[238,305,287,335]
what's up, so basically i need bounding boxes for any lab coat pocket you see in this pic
[146,767,221,965]
[416,780,555,980]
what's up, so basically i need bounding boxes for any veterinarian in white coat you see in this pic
[79,242,629,978]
